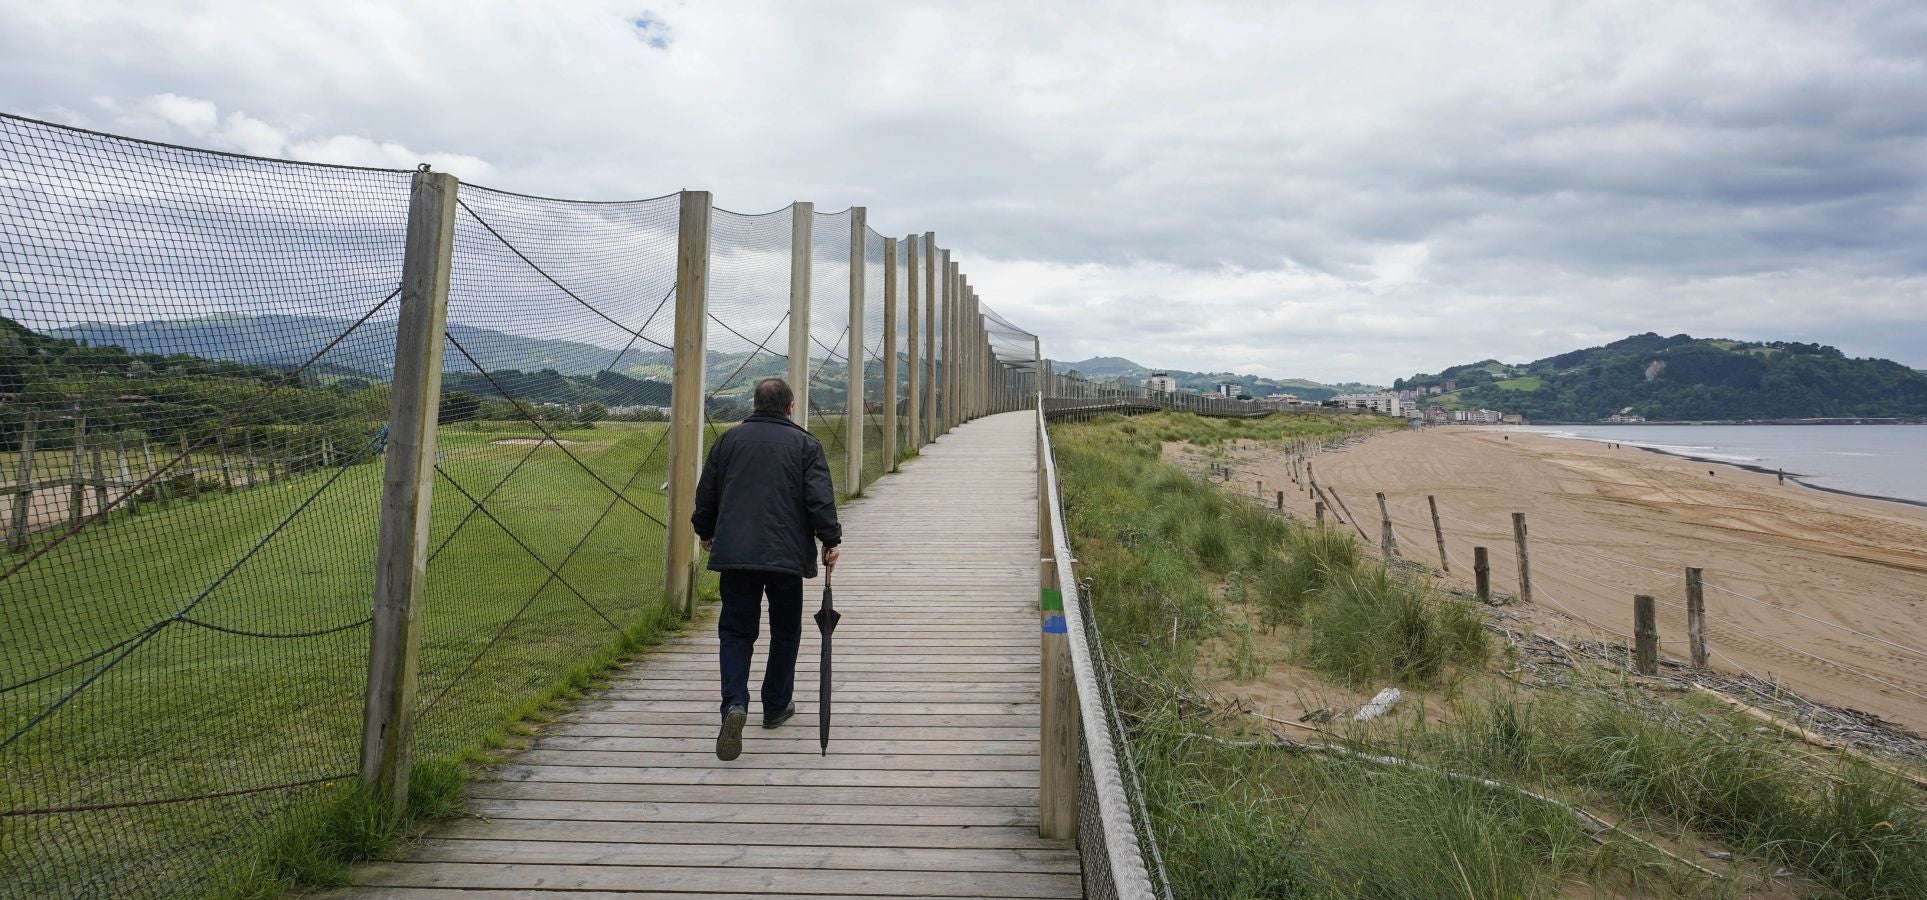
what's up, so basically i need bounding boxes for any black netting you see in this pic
[807,209,851,494]
[0,114,410,898]
[707,206,793,425]
[410,183,679,762]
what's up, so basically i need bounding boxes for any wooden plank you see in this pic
[491,765,1039,789]
[466,780,1038,808]
[352,862,1082,898]
[404,839,1080,873]
[547,724,1038,741]
[434,818,1069,850]
[464,798,1037,827]
[515,750,1038,769]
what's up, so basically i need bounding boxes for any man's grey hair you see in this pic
[753,377,794,415]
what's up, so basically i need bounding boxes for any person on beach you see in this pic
[692,377,842,761]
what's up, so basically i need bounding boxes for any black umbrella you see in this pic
[811,574,840,755]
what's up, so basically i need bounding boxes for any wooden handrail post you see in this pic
[1474,546,1491,602]
[69,415,87,525]
[787,202,813,427]
[663,189,712,618]
[1634,594,1658,675]
[9,414,33,550]
[1038,553,1078,838]
[360,167,458,813]
[881,236,899,472]
[1426,495,1450,573]
[1512,512,1533,605]
[845,208,866,491]
[904,234,921,451]
[1686,566,1708,668]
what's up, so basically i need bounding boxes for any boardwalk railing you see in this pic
[0,113,1045,897]
[1036,403,1171,899]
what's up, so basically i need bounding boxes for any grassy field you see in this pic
[1053,411,1927,898]
[1,418,689,897]
[1491,375,1543,391]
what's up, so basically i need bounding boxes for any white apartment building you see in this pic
[1332,392,1403,416]
[1144,373,1178,393]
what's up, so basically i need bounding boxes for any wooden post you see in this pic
[265,436,278,484]
[788,202,813,427]
[1633,594,1658,675]
[1276,490,1283,511]
[938,251,953,434]
[1511,512,1533,605]
[1474,547,1491,602]
[845,207,866,491]
[9,415,34,550]
[89,443,108,516]
[68,415,87,524]
[1427,495,1449,573]
[244,436,257,488]
[924,238,939,443]
[216,431,233,489]
[115,438,134,515]
[663,189,712,617]
[1375,492,1398,558]
[1686,566,1707,668]
[1039,555,1077,839]
[904,233,921,452]
[1314,501,1325,523]
[882,235,899,472]
[141,439,166,506]
[359,167,459,814]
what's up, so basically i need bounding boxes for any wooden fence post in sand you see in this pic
[1512,512,1533,605]
[1686,566,1708,669]
[1375,492,1398,558]
[1315,501,1325,524]
[1634,594,1658,676]
[1474,547,1491,602]
[1427,494,1449,573]
[1276,490,1283,511]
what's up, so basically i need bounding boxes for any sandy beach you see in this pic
[1220,426,1927,732]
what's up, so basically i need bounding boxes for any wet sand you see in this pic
[1221,427,1927,732]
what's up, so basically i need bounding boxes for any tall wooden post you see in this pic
[904,234,921,452]
[89,444,109,515]
[1375,492,1397,558]
[937,251,953,434]
[9,414,34,550]
[1686,566,1708,668]
[845,208,867,491]
[788,202,813,427]
[1511,512,1533,606]
[68,415,87,525]
[1039,555,1077,838]
[1427,495,1449,573]
[1633,594,1658,675]
[881,236,899,473]
[114,438,134,515]
[141,439,165,506]
[216,432,233,489]
[1474,547,1491,602]
[925,238,940,443]
[360,167,458,814]
[663,190,712,617]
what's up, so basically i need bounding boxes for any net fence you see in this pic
[2,114,1054,896]
[0,114,409,898]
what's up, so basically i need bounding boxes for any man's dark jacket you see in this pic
[692,411,841,578]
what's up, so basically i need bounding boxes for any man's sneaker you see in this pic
[716,706,747,761]
[762,702,797,729]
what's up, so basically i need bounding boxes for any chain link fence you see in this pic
[0,113,1040,897]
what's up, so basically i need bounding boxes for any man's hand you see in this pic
[700,538,714,552]
[822,546,840,573]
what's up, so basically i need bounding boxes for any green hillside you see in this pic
[1051,356,1379,401]
[1394,333,1927,421]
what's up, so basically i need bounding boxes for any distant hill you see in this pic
[1049,356,1378,401]
[1394,334,1927,421]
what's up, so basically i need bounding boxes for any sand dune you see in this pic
[1221,427,1927,732]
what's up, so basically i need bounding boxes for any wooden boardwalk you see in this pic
[345,411,1078,899]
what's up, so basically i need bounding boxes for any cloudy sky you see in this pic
[3,0,1923,384]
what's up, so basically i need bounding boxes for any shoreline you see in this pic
[1525,430,1927,510]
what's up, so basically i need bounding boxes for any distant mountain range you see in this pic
[1049,356,1379,401]
[1395,333,1927,421]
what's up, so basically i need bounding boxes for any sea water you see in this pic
[1510,424,1927,506]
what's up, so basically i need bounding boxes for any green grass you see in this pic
[1491,376,1543,391]
[2,419,683,897]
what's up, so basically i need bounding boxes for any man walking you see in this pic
[693,377,841,761]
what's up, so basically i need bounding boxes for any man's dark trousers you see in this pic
[718,570,805,719]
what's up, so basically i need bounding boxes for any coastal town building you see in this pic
[1144,373,1177,393]
[1333,392,1403,416]
[1214,381,1241,399]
